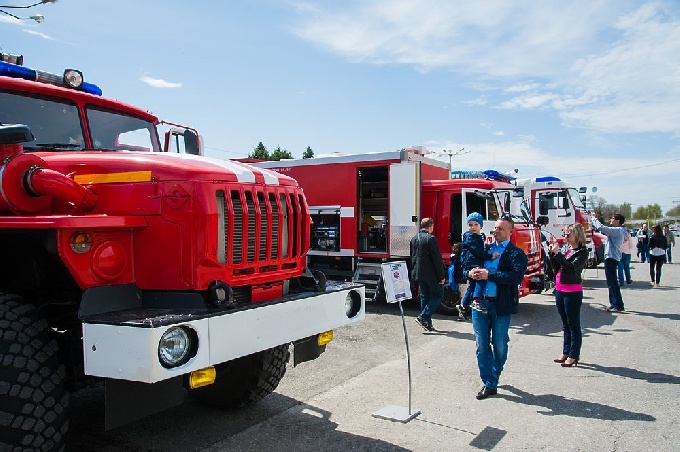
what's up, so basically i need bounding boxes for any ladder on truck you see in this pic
[353,259,385,301]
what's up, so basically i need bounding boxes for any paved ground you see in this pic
[65,259,679,451]
[206,260,680,451]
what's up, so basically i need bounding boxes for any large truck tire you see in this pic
[0,293,70,452]
[188,344,290,409]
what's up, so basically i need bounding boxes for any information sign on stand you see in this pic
[372,261,421,423]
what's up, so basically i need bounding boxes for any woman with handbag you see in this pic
[548,223,588,367]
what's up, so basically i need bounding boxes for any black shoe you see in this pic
[415,317,434,332]
[476,386,497,400]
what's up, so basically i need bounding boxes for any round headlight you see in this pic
[344,290,362,318]
[158,326,195,368]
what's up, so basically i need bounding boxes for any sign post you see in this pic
[372,261,421,423]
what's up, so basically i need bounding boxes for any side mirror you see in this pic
[578,187,587,194]
[536,215,550,226]
[512,187,524,198]
[183,130,201,156]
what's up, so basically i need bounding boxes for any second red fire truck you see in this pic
[254,150,547,314]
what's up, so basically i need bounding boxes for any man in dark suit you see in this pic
[469,216,528,399]
[410,217,446,331]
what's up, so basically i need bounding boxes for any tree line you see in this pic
[248,142,314,161]
[589,195,680,222]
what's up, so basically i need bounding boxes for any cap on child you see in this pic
[466,212,484,226]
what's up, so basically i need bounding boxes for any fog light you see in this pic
[318,330,333,346]
[189,367,216,389]
[158,326,195,368]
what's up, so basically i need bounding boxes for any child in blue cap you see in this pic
[458,212,499,318]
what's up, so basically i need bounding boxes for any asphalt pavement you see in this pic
[204,259,680,451]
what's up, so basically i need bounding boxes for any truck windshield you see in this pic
[86,106,160,152]
[567,188,586,209]
[0,91,160,152]
[0,90,84,150]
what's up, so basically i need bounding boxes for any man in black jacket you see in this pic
[410,217,446,331]
[469,216,528,399]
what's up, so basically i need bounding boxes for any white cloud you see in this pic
[139,76,182,89]
[290,1,680,135]
[23,29,55,40]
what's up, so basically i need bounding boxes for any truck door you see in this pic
[389,162,420,257]
[450,189,498,245]
[536,189,572,237]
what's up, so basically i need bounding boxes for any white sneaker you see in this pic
[650,281,655,286]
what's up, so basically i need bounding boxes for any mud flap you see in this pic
[105,376,185,430]
[293,335,326,367]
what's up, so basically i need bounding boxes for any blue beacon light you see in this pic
[0,59,102,96]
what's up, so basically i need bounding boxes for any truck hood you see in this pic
[37,152,298,187]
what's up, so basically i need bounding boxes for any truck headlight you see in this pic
[158,326,197,368]
[344,290,362,318]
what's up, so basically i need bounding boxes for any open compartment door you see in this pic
[389,162,420,257]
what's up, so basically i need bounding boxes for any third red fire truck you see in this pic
[254,150,546,314]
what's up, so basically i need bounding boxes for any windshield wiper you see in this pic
[29,143,84,150]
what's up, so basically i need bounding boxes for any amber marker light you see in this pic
[70,232,92,253]
[318,330,334,346]
[189,367,216,389]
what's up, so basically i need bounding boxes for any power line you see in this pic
[560,157,680,179]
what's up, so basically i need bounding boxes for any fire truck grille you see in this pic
[220,188,307,267]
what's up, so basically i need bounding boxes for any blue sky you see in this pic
[2,0,680,214]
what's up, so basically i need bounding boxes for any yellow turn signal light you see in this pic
[189,367,216,389]
[318,330,334,346]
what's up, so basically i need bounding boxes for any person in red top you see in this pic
[548,223,589,367]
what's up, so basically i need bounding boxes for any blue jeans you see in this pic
[461,278,476,307]
[472,300,512,389]
[604,258,624,310]
[617,253,632,285]
[666,247,672,264]
[639,244,650,263]
[418,281,444,324]
[555,290,583,359]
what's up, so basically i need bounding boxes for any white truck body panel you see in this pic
[389,162,420,257]
[83,284,365,383]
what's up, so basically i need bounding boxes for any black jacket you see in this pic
[650,233,668,252]
[487,241,528,316]
[410,229,446,285]
[550,245,588,285]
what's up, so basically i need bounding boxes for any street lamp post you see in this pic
[1,0,55,22]
[440,147,471,178]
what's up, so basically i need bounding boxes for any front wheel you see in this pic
[0,293,70,451]
[437,285,460,316]
[188,344,290,409]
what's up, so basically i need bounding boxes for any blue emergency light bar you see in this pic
[0,60,102,96]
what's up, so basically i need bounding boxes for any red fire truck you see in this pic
[254,152,546,314]
[0,54,364,450]
[515,176,605,268]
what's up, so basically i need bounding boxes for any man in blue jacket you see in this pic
[410,217,446,331]
[468,216,528,400]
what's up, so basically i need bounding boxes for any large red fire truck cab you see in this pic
[0,54,364,450]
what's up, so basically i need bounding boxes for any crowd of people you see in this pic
[409,212,676,400]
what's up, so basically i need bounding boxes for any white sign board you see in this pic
[381,261,412,303]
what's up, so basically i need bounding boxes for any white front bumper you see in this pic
[82,283,364,383]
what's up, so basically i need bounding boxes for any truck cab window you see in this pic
[0,91,83,150]
[86,106,160,152]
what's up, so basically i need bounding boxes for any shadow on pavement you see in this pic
[66,388,411,452]
[500,385,656,421]
[578,363,680,384]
